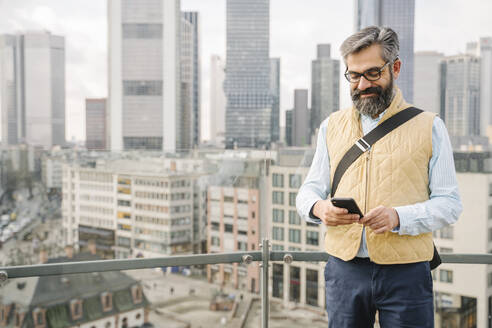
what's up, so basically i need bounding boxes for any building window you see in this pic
[122,23,163,39]
[123,80,163,96]
[272,209,284,223]
[132,285,143,303]
[489,205,492,219]
[211,222,220,231]
[489,183,492,196]
[237,241,247,251]
[101,292,112,312]
[272,263,284,298]
[289,174,302,189]
[306,269,318,306]
[211,236,220,246]
[224,196,234,202]
[440,226,454,239]
[272,244,284,251]
[272,173,284,187]
[272,191,284,205]
[70,300,83,320]
[306,231,319,245]
[289,210,301,225]
[439,269,453,283]
[33,308,45,326]
[289,229,301,243]
[224,224,234,233]
[272,227,284,241]
[238,230,248,235]
[488,272,492,287]
[289,192,296,206]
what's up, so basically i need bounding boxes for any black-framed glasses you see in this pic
[344,60,392,83]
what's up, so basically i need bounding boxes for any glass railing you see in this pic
[0,243,490,328]
[0,147,486,327]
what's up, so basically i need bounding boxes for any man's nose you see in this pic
[357,75,371,90]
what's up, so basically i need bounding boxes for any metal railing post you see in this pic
[261,238,270,328]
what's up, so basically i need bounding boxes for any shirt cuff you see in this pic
[308,202,322,224]
[394,206,413,235]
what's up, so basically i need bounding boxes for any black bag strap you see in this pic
[330,107,423,197]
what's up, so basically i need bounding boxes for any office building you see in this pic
[224,0,273,148]
[467,38,492,139]
[354,0,415,102]
[285,110,293,147]
[209,55,226,146]
[270,58,281,142]
[108,0,181,152]
[0,31,65,148]
[181,12,201,149]
[414,51,443,115]
[86,98,107,150]
[311,44,339,134]
[292,89,310,147]
[440,54,480,138]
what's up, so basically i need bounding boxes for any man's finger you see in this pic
[331,206,348,215]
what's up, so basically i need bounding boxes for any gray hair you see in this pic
[340,26,399,64]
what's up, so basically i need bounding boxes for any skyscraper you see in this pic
[270,58,280,142]
[354,0,415,102]
[108,0,181,152]
[414,51,444,114]
[209,55,226,146]
[224,0,273,148]
[467,38,492,137]
[182,11,201,148]
[285,110,293,147]
[292,89,310,147]
[311,44,339,135]
[440,54,481,138]
[0,31,65,148]
[85,98,107,150]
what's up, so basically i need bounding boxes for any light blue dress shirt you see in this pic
[296,109,463,258]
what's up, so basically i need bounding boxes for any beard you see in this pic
[351,77,394,117]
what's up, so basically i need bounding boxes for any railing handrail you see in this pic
[1,250,491,279]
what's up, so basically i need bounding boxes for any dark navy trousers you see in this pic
[324,256,434,328]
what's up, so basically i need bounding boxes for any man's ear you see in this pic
[392,58,401,80]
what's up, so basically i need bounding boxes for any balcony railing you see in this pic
[1,239,491,328]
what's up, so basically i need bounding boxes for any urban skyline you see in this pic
[0,1,491,142]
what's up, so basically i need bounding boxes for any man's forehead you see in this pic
[345,44,385,71]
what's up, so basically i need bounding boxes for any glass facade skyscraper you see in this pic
[354,0,415,102]
[311,44,339,136]
[224,0,273,148]
[0,32,65,148]
[440,54,481,137]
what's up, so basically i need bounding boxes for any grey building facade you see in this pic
[440,55,481,138]
[108,0,181,152]
[414,51,444,115]
[270,58,280,143]
[285,110,293,146]
[182,11,201,148]
[311,44,339,135]
[354,0,415,102]
[224,0,273,148]
[467,38,492,137]
[0,32,65,148]
[85,98,107,150]
[292,89,310,147]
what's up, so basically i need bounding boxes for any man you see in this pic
[296,26,462,327]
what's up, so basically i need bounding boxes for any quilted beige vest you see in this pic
[324,89,435,264]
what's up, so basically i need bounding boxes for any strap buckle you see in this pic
[355,138,370,152]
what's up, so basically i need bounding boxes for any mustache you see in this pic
[351,86,383,100]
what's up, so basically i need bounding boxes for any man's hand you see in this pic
[313,199,360,226]
[359,205,399,234]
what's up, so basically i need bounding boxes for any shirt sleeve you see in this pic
[394,116,463,236]
[296,117,331,224]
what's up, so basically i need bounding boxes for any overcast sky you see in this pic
[0,0,491,141]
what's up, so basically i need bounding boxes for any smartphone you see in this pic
[331,197,363,218]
